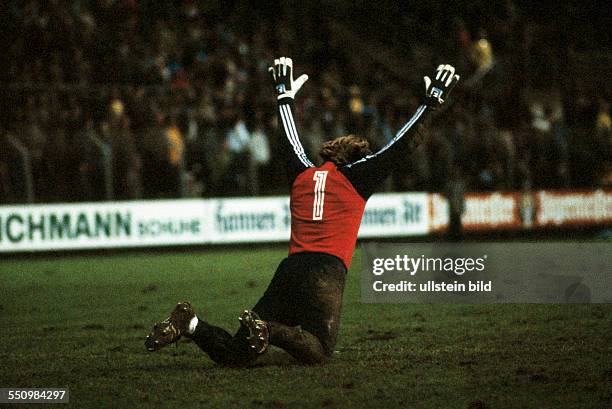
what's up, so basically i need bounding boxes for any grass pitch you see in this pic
[1,246,610,408]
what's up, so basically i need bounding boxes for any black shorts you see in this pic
[252,252,347,354]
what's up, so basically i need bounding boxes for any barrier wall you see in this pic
[0,190,610,252]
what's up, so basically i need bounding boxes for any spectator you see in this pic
[224,112,251,195]
[445,166,467,241]
[163,115,186,197]
[78,117,112,201]
[248,111,271,195]
[0,1,610,204]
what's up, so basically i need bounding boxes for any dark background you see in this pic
[1,0,610,203]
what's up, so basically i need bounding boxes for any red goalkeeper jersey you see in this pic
[288,161,366,268]
[276,98,429,270]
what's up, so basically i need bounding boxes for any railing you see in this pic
[87,132,114,201]
[4,134,34,203]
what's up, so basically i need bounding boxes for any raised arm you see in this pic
[341,64,460,199]
[269,57,314,186]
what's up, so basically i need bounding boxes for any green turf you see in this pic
[1,247,610,409]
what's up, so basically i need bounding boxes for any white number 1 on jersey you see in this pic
[312,171,328,220]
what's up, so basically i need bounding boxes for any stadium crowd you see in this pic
[1,0,610,203]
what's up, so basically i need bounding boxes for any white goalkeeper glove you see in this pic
[424,64,460,107]
[268,57,309,100]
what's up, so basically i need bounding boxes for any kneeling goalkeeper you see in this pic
[145,57,459,365]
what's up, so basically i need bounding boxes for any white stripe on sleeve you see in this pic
[279,104,315,168]
[345,104,427,168]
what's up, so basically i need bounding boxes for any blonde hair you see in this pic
[319,135,372,167]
